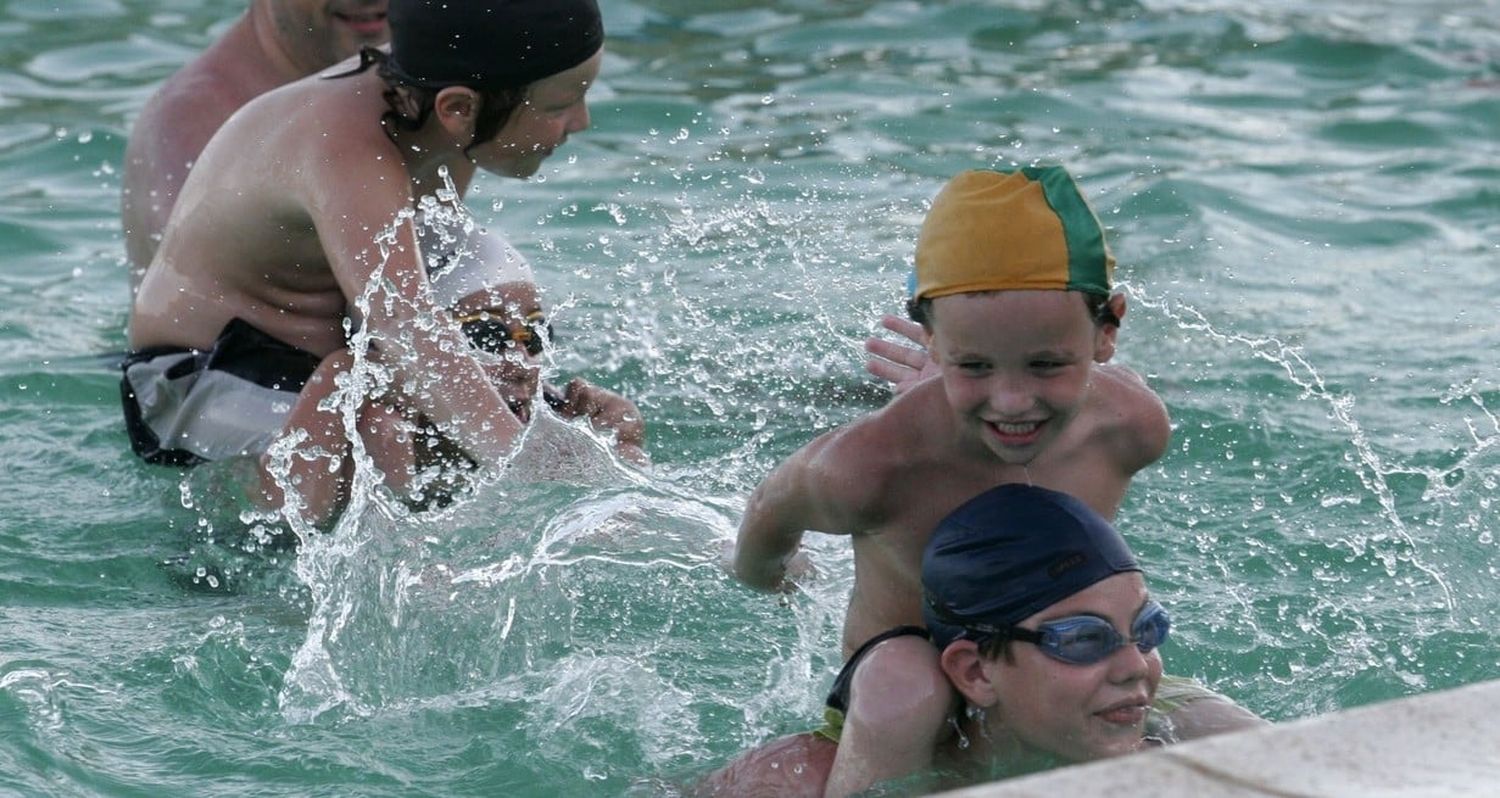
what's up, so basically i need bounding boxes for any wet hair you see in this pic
[906,290,1120,329]
[330,47,528,153]
[371,0,602,151]
[977,635,1017,663]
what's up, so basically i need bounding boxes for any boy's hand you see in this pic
[783,549,816,585]
[721,540,816,593]
[547,378,648,462]
[864,315,938,395]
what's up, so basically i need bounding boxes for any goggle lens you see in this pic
[457,310,551,357]
[1036,601,1170,665]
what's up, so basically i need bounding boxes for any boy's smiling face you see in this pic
[928,290,1118,465]
[470,49,602,179]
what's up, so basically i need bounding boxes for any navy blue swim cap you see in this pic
[921,484,1140,649]
[388,0,603,90]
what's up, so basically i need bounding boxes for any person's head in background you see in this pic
[263,0,392,73]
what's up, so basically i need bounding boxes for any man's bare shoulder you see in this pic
[130,23,274,159]
[134,74,246,163]
[122,18,281,275]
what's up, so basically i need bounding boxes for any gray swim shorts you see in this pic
[120,318,322,465]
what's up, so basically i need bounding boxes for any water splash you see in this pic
[1127,280,1457,619]
[267,181,727,724]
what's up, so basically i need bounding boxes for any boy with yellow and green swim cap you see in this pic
[731,166,1263,796]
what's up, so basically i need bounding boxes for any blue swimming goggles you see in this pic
[970,601,1171,666]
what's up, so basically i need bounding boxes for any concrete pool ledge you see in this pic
[933,678,1500,797]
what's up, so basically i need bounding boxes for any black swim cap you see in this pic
[387,0,604,90]
[921,484,1140,649]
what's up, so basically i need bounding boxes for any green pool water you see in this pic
[1,1,1496,795]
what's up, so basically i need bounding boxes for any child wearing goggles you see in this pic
[917,484,1174,770]
[941,598,1171,667]
[260,231,646,526]
[703,485,1233,795]
[729,168,1262,796]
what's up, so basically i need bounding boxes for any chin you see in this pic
[1083,729,1147,761]
[983,438,1040,467]
[514,155,550,178]
[487,159,541,180]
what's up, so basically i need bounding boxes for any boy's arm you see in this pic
[824,636,952,798]
[1099,363,1172,474]
[311,149,526,466]
[733,433,860,592]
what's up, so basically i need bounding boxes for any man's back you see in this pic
[121,4,390,288]
[129,67,401,356]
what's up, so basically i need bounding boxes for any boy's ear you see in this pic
[434,86,480,136]
[940,641,998,708]
[1093,293,1126,363]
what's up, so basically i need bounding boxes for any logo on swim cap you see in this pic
[913,166,1114,302]
[1046,551,1087,579]
[387,0,604,91]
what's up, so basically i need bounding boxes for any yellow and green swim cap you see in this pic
[913,166,1114,300]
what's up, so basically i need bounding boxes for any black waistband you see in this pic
[123,318,323,392]
[825,625,932,713]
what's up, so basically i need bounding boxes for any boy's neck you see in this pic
[383,95,479,199]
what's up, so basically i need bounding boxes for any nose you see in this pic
[986,374,1033,416]
[566,102,591,135]
[486,350,540,383]
[1106,643,1153,685]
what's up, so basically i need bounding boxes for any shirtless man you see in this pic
[122,0,606,473]
[122,0,391,288]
